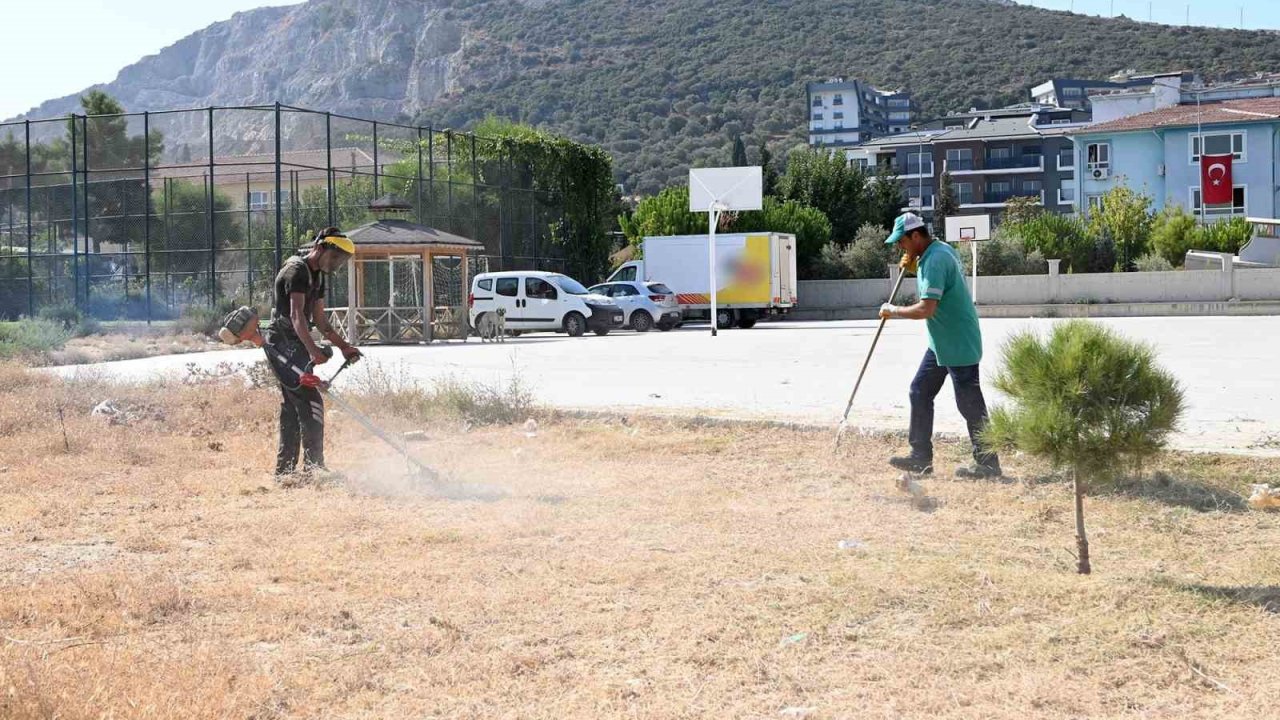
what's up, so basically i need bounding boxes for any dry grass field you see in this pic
[1,360,1278,719]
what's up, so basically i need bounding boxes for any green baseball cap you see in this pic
[884,212,927,245]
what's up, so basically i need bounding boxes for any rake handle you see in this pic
[837,269,910,428]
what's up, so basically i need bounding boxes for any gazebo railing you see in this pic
[327,304,469,344]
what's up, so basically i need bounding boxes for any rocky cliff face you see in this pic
[11,0,468,148]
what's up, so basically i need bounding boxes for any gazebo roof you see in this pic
[345,219,484,249]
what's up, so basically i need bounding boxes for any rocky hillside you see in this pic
[13,0,1280,193]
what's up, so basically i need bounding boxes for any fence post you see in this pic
[427,126,435,226]
[143,112,152,323]
[274,103,283,271]
[326,112,335,228]
[471,134,479,244]
[207,107,217,307]
[372,120,380,198]
[24,120,33,316]
[1047,258,1061,304]
[81,115,91,310]
[70,114,79,310]
[415,126,424,225]
[245,172,252,305]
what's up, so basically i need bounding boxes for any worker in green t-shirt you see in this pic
[879,212,1001,478]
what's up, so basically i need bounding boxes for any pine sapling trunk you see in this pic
[1073,467,1091,575]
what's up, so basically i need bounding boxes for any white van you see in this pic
[468,271,624,337]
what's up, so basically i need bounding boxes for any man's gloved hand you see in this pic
[309,348,330,366]
[340,345,363,363]
[879,303,898,320]
[299,373,327,390]
[899,253,919,275]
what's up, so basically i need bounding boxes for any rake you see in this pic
[833,269,909,452]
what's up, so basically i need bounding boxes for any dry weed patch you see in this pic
[1,362,1277,718]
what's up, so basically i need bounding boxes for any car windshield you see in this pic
[552,275,590,295]
[587,284,607,295]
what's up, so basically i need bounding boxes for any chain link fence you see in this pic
[0,105,573,320]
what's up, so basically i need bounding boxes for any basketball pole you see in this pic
[708,203,722,337]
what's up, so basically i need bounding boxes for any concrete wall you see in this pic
[798,257,1280,310]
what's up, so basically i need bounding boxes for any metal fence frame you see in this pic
[0,103,571,320]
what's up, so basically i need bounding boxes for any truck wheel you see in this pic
[630,311,654,333]
[563,312,586,337]
[736,317,757,329]
[716,309,736,329]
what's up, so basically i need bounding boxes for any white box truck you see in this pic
[606,232,798,329]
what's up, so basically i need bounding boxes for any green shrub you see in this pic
[1010,213,1093,273]
[984,321,1184,574]
[0,319,73,360]
[959,229,1047,276]
[809,223,893,280]
[1196,216,1252,255]
[1149,205,1198,267]
[1134,253,1175,272]
[37,304,102,337]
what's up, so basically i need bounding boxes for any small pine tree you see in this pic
[731,135,748,166]
[984,321,1184,574]
[759,139,780,197]
[934,171,958,231]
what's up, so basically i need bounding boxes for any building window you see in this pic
[1022,180,1043,195]
[812,113,823,121]
[889,98,911,108]
[1192,185,1247,216]
[812,97,822,108]
[906,152,932,175]
[850,157,870,170]
[989,147,1012,160]
[1086,194,1105,213]
[1058,185,1076,205]
[1191,132,1245,163]
[1057,146,1074,171]
[946,148,974,171]
[249,191,270,211]
[1086,143,1110,170]
[833,112,844,120]
[833,94,843,106]
[907,185,934,208]
[955,182,974,205]
[1063,86,1083,98]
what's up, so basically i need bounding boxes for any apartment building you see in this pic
[806,78,914,149]
[848,104,1089,222]
[1029,71,1196,113]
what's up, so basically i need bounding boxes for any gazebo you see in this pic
[326,197,485,344]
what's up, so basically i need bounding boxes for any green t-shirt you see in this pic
[916,241,983,367]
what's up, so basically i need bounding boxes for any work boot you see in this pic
[888,454,933,475]
[955,463,1003,479]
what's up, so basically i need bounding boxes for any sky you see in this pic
[2,0,1278,120]
[0,0,300,120]
[1011,0,1280,28]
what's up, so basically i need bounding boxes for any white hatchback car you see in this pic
[586,281,681,332]
[469,271,623,337]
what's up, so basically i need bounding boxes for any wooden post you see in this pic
[427,249,437,340]
[345,253,355,340]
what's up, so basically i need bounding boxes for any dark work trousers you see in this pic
[908,349,1000,469]
[262,330,326,475]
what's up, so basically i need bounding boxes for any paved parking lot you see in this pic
[62,316,1280,455]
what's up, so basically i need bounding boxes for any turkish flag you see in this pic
[1201,153,1233,205]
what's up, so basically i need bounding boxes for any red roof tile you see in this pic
[1080,97,1280,134]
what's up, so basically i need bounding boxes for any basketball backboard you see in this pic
[945,214,991,243]
[689,167,763,212]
